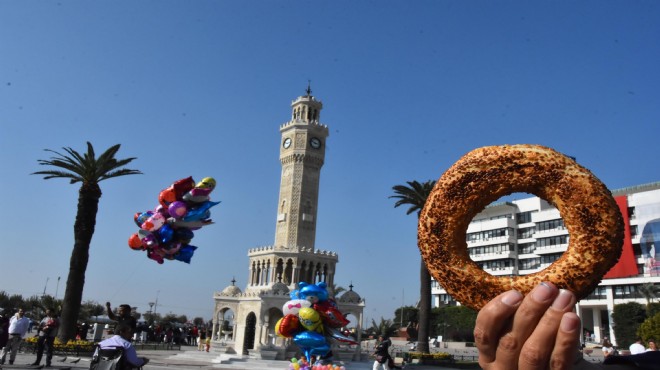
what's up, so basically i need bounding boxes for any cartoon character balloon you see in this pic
[127,176,219,264]
[277,282,354,367]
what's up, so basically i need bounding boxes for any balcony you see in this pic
[470,250,515,262]
[484,266,514,276]
[534,244,567,255]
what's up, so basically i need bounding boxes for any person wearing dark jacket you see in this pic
[373,334,392,370]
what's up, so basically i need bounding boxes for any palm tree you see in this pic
[326,282,346,299]
[369,317,399,338]
[390,180,436,354]
[638,283,660,315]
[33,142,141,341]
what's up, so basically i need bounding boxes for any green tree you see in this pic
[33,142,141,341]
[78,301,105,322]
[162,313,179,325]
[637,312,660,344]
[390,180,436,353]
[394,305,419,329]
[193,317,205,326]
[437,306,477,342]
[612,302,647,348]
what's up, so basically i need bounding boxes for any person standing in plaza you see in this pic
[0,308,31,365]
[105,302,137,334]
[197,328,206,351]
[32,308,59,367]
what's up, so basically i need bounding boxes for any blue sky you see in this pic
[1,1,659,325]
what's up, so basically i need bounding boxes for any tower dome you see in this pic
[220,278,242,296]
[270,281,290,295]
[338,283,361,303]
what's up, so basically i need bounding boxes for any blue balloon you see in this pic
[183,201,220,222]
[174,245,198,264]
[293,331,329,358]
[173,228,195,242]
[158,224,174,244]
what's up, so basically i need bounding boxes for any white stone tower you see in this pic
[212,88,364,359]
[275,85,329,250]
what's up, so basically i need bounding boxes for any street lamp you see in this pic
[147,302,155,324]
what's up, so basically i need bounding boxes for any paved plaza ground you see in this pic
[1,342,606,370]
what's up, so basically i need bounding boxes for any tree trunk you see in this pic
[58,184,100,342]
[417,259,432,353]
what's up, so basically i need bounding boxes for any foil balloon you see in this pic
[283,299,311,316]
[182,201,220,222]
[299,282,329,303]
[174,245,197,263]
[168,201,188,219]
[326,327,358,345]
[196,177,216,190]
[141,212,166,231]
[298,307,323,333]
[158,224,175,244]
[158,187,177,207]
[134,211,154,227]
[275,314,301,338]
[172,176,196,199]
[293,331,330,359]
[174,228,194,243]
[313,300,349,328]
[128,233,143,250]
[129,176,217,264]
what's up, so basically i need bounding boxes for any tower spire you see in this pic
[306,80,312,96]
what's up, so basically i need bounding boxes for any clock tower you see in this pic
[275,86,329,250]
[212,88,365,359]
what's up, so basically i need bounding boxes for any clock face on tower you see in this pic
[310,137,322,149]
[283,137,292,149]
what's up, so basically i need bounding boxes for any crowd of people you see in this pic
[0,301,214,368]
[3,287,659,369]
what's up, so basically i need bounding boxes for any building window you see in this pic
[537,219,566,232]
[586,286,607,300]
[519,258,540,270]
[518,242,536,254]
[467,227,512,242]
[516,211,534,224]
[518,227,535,239]
[469,243,514,257]
[537,235,568,247]
[630,225,638,238]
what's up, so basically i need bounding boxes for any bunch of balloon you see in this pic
[275,282,356,367]
[287,357,346,370]
[127,176,219,264]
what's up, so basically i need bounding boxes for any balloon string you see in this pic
[107,259,140,301]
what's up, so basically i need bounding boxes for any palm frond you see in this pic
[390,180,436,215]
[33,142,141,184]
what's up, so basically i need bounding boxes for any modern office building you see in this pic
[431,182,660,346]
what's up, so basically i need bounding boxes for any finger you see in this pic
[475,290,523,366]
[495,283,559,368]
[518,289,576,370]
[549,312,581,370]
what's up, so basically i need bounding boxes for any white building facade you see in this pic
[431,182,660,346]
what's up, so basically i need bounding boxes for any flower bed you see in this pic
[23,337,95,356]
[407,351,455,365]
